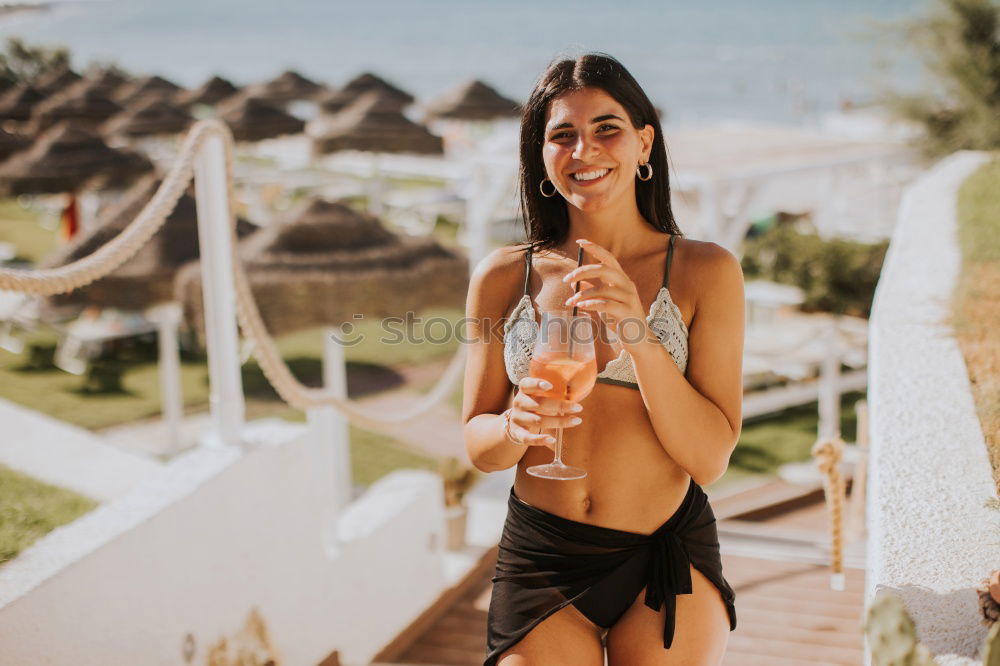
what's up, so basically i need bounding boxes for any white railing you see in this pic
[0,119,484,666]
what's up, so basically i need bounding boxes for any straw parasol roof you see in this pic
[0,85,45,122]
[318,72,414,114]
[114,75,184,107]
[102,96,193,138]
[74,68,131,98]
[313,91,443,156]
[217,94,305,142]
[244,69,323,104]
[0,122,153,195]
[30,87,123,132]
[174,75,240,108]
[175,197,468,346]
[425,79,520,121]
[0,127,30,161]
[34,67,82,97]
[39,174,259,310]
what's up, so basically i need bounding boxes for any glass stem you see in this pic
[552,427,565,467]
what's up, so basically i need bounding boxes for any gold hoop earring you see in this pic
[637,162,653,182]
[539,178,557,198]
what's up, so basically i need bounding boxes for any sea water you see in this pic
[0,0,928,124]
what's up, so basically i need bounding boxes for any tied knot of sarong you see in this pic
[643,530,693,649]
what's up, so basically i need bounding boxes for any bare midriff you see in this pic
[513,382,693,534]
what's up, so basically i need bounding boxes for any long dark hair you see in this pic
[518,53,680,251]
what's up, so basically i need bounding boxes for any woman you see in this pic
[462,53,744,666]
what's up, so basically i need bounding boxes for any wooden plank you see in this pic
[726,634,863,664]
[372,546,497,663]
[403,643,487,665]
[417,627,486,652]
[735,594,865,619]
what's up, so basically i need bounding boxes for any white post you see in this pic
[193,128,246,448]
[466,161,491,267]
[310,328,353,511]
[817,319,842,441]
[368,154,385,216]
[847,399,869,542]
[147,302,184,454]
[699,179,722,245]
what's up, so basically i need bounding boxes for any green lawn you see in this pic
[0,464,98,566]
[0,198,58,264]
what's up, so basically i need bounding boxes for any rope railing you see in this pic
[0,119,467,431]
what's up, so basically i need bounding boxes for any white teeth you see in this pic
[572,168,609,182]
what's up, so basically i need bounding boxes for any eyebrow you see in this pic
[548,114,624,132]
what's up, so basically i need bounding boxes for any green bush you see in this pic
[878,0,1000,158]
[741,225,889,318]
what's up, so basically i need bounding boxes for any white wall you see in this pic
[0,418,449,666]
[866,151,997,666]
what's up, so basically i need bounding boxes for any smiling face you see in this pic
[541,87,654,214]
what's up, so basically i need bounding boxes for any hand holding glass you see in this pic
[526,310,597,480]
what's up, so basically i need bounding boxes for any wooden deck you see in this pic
[373,481,867,666]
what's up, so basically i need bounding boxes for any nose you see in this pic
[571,133,599,162]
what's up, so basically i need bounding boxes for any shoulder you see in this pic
[469,243,531,289]
[466,243,532,314]
[679,238,744,306]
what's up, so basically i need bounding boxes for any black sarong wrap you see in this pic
[485,478,737,665]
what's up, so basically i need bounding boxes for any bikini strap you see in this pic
[522,243,533,295]
[662,234,676,289]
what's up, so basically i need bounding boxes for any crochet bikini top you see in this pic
[502,234,688,390]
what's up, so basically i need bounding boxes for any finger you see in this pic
[512,424,557,449]
[564,285,628,307]
[563,263,627,288]
[515,395,569,417]
[521,411,582,429]
[575,239,623,270]
[532,398,574,416]
[518,376,553,395]
[513,392,540,411]
[572,298,610,311]
[541,413,582,429]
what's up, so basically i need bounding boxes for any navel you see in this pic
[581,494,593,514]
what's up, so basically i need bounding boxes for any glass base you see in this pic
[526,462,588,480]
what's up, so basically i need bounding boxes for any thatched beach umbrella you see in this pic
[30,87,123,132]
[425,79,520,121]
[0,123,152,196]
[34,67,82,98]
[318,72,414,114]
[174,197,468,347]
[313,91,443,156]
[102,96,193,138]
[114,75,183,107]
[245,69,323,104]
[39,174,258,310]
[0,127,30,161]
[174,75,240,108]
[0,85,45,123]
[74,68,131,99]
[217,94,305,142]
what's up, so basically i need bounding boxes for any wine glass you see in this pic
[526,310,598,480]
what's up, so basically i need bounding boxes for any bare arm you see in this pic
[563,239,745,485]
[628,244,745,485]
[462,247,584,472]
